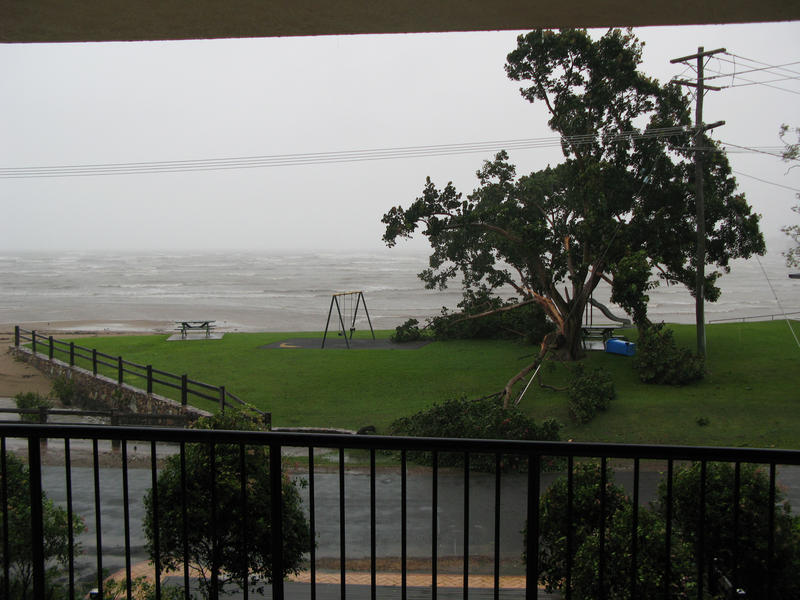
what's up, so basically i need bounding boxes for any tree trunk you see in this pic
[557,313,585,361]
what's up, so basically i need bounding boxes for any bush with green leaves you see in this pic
[661,462,800,599]
[14,391,53,423]
[143,410,311,600]
[391,318,426,343]
[389,395,561,471]
[567,364,616,424]
[0,453,86,599]
[103,576,185,600]
[534,463,696,599]
[50,375,79,406]
[633,323,705,385]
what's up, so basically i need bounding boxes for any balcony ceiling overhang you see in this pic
[2,0,799,44]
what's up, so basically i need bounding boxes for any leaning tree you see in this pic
[382,28,764,403]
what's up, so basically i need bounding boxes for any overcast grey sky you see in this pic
[1,23,798,254]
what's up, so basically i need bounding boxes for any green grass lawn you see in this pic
[57,321,800,449]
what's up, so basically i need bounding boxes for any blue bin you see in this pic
[605,338,635,356]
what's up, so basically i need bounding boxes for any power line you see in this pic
[719,140,799,161]
[732,170,800,193]
[721,52,800,78]
[0,127,692,179]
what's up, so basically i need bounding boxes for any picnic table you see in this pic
[175,320,216,338]
[581,325,618,349]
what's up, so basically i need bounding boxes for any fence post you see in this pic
[147,365,153,394]
[110,411,120,451]
[48,336,54,360]
[219,385,226,413]
[92,349,97,376]
[69,342,75,367]
[117,356,123,386]
[181,375,188,406]
[32,330,36,354]
[14,325,19,347]
[38,406,48,450]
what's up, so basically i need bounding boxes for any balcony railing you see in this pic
[2,423,799,600]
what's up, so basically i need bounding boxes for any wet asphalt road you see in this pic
[38,458,800,589]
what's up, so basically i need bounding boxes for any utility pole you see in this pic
[671,46,726,357]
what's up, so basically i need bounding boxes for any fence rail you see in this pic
[13,326,267,421]
[2,424,799,600]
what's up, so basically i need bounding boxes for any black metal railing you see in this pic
[13,326,263,419]
[1,423,799,600]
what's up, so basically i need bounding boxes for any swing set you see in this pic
[321,291,375,349]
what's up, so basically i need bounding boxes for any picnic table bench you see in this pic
[175,320,216,338]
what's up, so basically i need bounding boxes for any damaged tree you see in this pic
[382,29,764,406]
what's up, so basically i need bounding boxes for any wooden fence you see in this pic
[13,326,270,426]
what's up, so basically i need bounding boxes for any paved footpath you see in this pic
[113,563,561,598]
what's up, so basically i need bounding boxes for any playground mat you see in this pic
[260,338,430,350]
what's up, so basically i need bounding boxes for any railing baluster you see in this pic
[210,442,219,595]
[310,447,317,600]
[432,450,438,600]
[664,459,674,598]
[631,458,640,600]
[122,440,133,600]
[271,442,285,600]
[698,461,707,599]
[339,447,346,600]
[402,450,408,600]
[599,457,607,599]
[65,439,76,600]
[370,448,376,600]
[180,442,190,599]
[29,433,46,599]
[768,463,776,600]
[526,453,540,600]
[151,441,161,599]
[1,438,9,600]
[93,439,104,598]
[566,455,574,600]
[463,452,469,600]
[733,461,741,593]
[493,453,501,600]
[240,443,249,600]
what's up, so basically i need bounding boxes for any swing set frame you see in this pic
[321,290,375,349]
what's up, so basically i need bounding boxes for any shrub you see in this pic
[391,318,425,343]
[51,375,78,406]
[660,462,800,599]
[534,463,696,599]
[389,395,561,471]
[143,410,311,599]
[633,323,705,385]
[14,391,53,423]
[567,364,616,424]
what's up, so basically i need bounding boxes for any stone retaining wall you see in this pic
[10,347,211,421]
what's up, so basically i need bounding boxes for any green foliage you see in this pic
[389,395,561,471]
[610,250,655,327]
[103,577,186,600]
[0,453,87,599]
[661,462,800,599]
[633,323,705,385]
[143,410,311,600]
[535,463,696,599]
[429,288,554,343]
[391,318,425,343]
[50,375,78,406]
[572,503,696,599]
[13,391,53,422]
[567,364,616,424]
[536,463,629,592]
